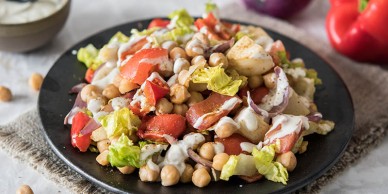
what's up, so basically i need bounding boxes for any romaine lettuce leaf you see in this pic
[168,9,194,29]
[220,154,257,181]
[192,66,245,96]
[108,134,142,168]
[205,1,218,13]
[109,31,130,44]
[77,44,102,70]
[99,107,141,138]
[252,145,288,185]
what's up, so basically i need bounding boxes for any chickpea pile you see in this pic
[68,14,332,188]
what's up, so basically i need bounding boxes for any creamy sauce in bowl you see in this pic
[0,0,67,24]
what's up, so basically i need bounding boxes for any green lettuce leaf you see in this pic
[131,27,160,37]
[192,66,245,96]
[99,107,141,138]
[168,9,194,29]
[108,134,142,168]
[220,155,238,181]
[109,31,129,44]
[205,1,218,13]
[306,69,322,85]
[77,44,102,70]
[252,145,289,185]
[220,154,257,181]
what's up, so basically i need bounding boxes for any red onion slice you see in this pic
[64,93,87,125]
[247,91,269,119]
[163,134,178,145]
[307,112,322,122]
[248,67,290,118]
[204,38,235,58]
[188,149,213,168]
[79,118,101,136]
[69,83,87,94]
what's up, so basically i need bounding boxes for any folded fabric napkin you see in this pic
[1,9,388,194]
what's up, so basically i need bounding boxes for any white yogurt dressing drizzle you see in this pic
[159,133,205,175]
[265,114,309,143]
[0,0,67,24]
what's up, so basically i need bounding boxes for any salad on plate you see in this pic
[64,3,335,188]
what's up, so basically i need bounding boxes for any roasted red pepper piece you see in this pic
[215,133,252,155]
[326,0,388,64]
[120,48,169,85]
[70,112,92,152]
[143,79,170,106]
[137,114,186,143]
[119,37,148,61]
[264,124,303,154]
[148,18,170,29]
[84,68,95,83]
[186,92,241,130]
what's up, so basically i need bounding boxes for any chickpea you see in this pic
[193,32,210,46]
[96,150,109,166]
[119,79,139,94]
[248,75,263,89]
[139,164,160,182]
[173,58,190,74]
[298,141,308,154]
[214,122,237,138]
[169,47,188,61]
[188,82,208,92]
[80,84,101,102]
[99,45,118,62]
[199,142,215,161]
[180,164,194,183]
[191,55,207,67]
[28,73,43,91]
[155,98,174,115]
[167,74,178,87]
[113,74,123,88]
[209,53,228,68]
[276,151,297,172]
[185,39,205,58]
[161,165,180,186]
[162,41,178,52]
[172,104,188,116]
[192,168,211,188]
[170,84,191,104]
[263,72,276,89]
[0,86,12,102]
[97,140,110,152]
[16,184,34,194]
[102,84,120,99]
[212,153,230,171]
[177,70,190,88]
[118,166,136,174]
[187,91,204,107]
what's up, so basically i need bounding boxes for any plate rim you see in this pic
[38,17,355,194]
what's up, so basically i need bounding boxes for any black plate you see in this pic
[38,19,354,194]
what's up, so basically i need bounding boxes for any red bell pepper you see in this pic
[194,13,239,41]
[119,37,148,61]
[84,68,95,83]
[326,0,388,64]
[186,93,241,130]
[148,18,170,29]
[70,112,92,152]
[143,78,170,106]
[120,48,169,85]
[215,133,252,155]
[137,114,186,143]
